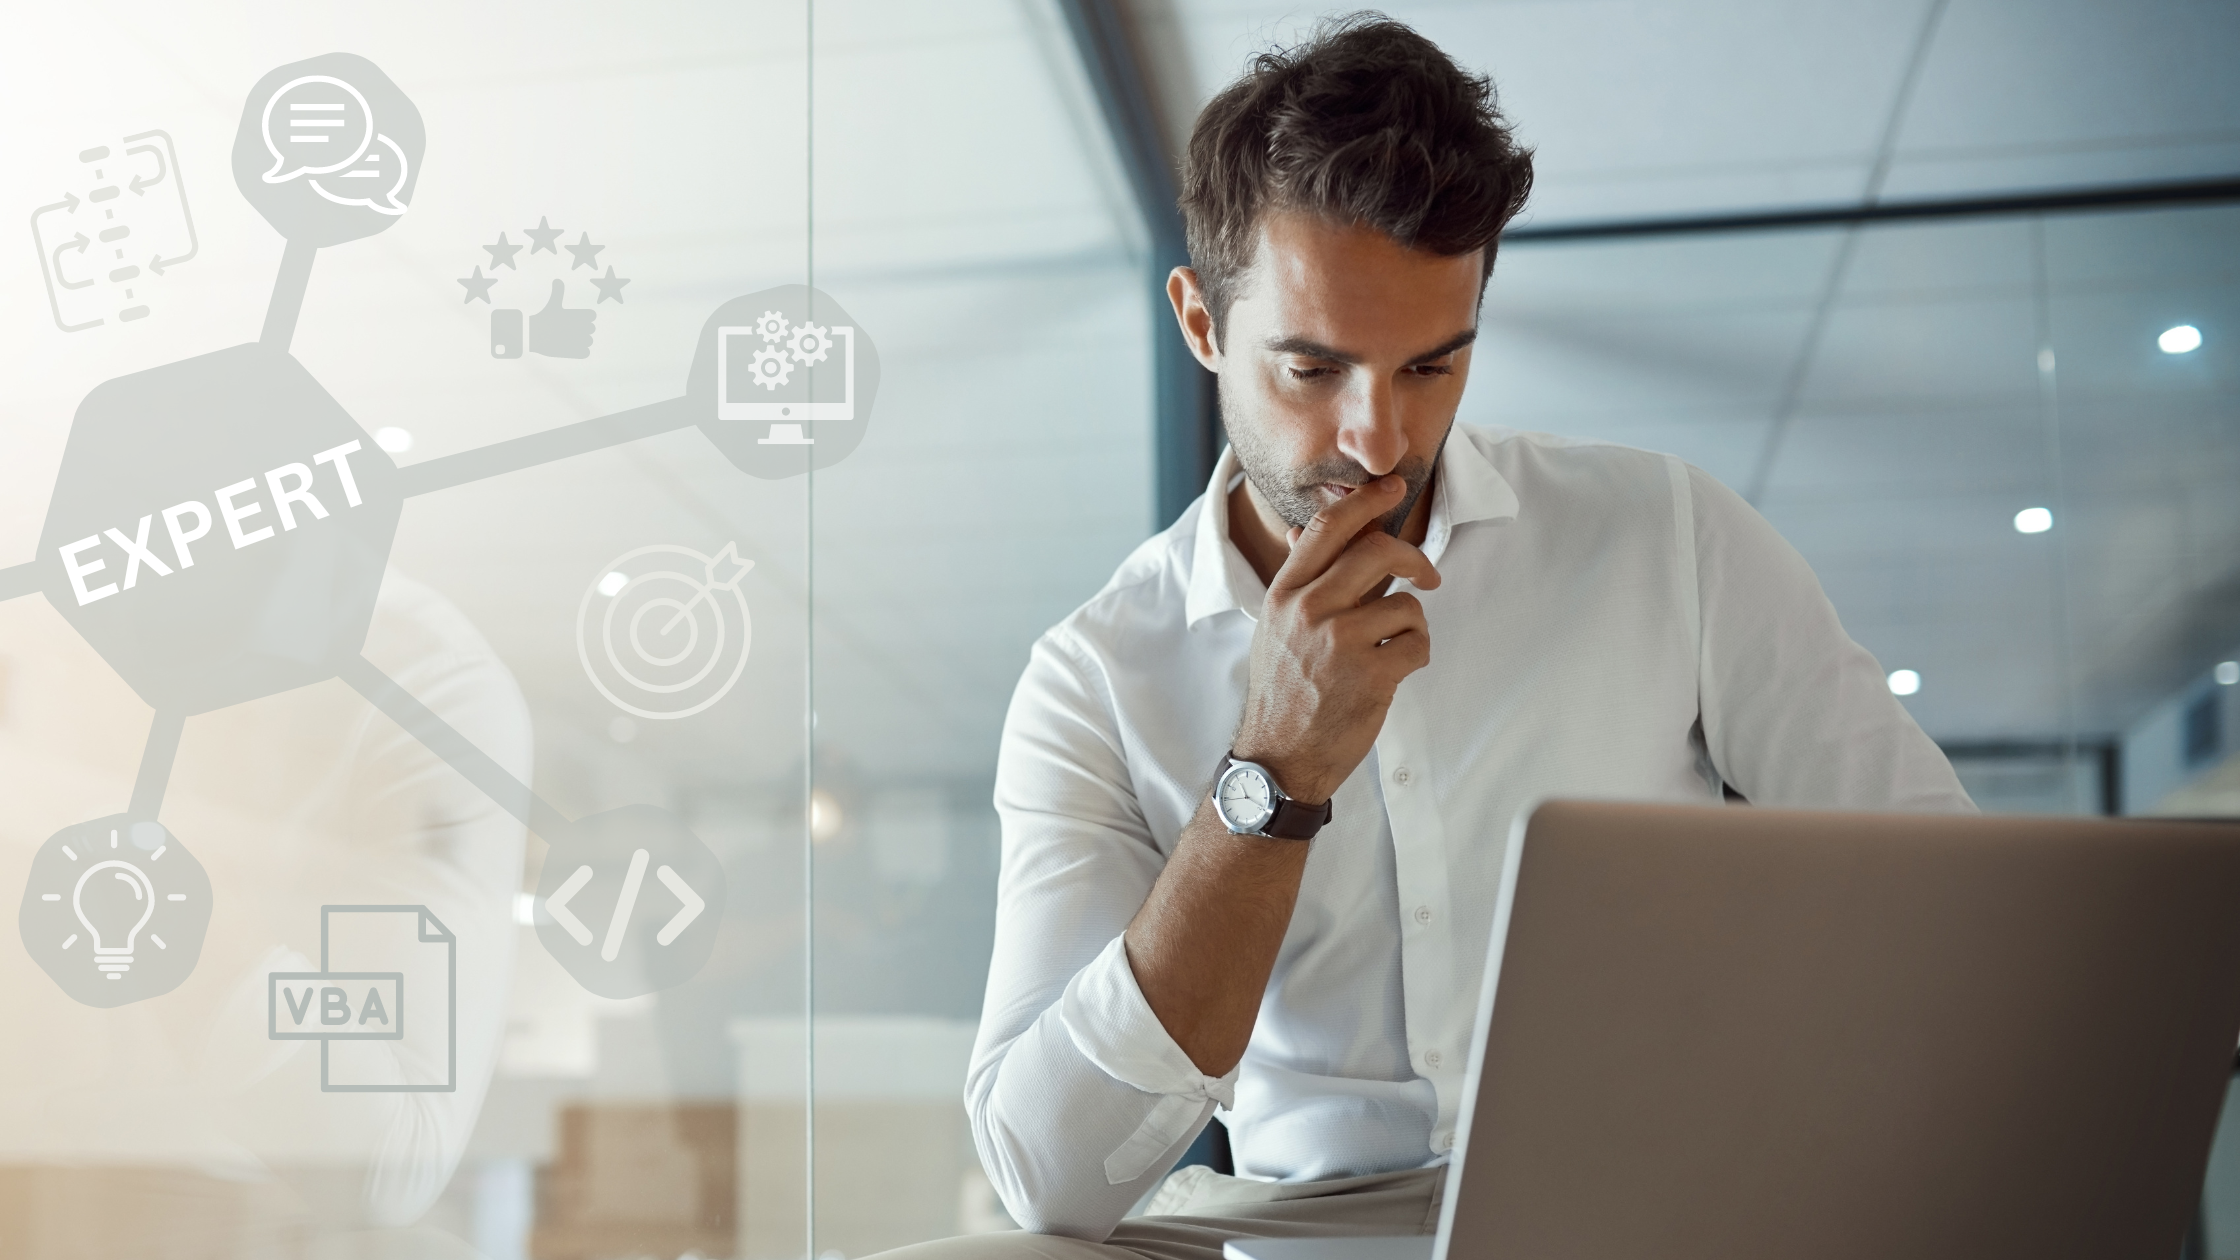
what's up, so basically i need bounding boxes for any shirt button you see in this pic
[1413,905,1433,924]
[1391,766,1412,787]
[1424,1049,1443,1068]
[1437,1131,1455,1151]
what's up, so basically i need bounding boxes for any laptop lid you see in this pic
[1436,801,2240,1260]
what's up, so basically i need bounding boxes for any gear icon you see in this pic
[749,345,793,390]
[753,310,791,343]
[787,322,834,366]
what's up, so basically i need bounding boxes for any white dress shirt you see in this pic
[968,425,1973,1239]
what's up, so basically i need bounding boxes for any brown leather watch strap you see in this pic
[1261,794,1333,840]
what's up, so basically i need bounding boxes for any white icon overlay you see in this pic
[257,75,409,215]
[531,805,728,998]
[21,817,211,1005]
[76,859,157,976]
[46,829,187,980]
[576,542,754,720]
[715,310,858,443]
[546,847,707,962]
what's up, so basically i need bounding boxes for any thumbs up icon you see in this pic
[508,279,594,359]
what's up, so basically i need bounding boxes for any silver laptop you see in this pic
[1227,800,2240,1260]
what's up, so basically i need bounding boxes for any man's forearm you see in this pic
[1122,795,1313,1076]
[1122,475,1433,1079]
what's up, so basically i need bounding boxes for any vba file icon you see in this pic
[267,904,456,1093]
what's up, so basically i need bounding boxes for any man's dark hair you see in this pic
[1179,13,1534,338]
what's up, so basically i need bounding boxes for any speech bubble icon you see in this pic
[259,75,373,183]
[310,132,411,216]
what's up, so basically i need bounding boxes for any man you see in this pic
[916,14,1971,1258]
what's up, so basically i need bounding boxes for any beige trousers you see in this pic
[871,1165,1444,1260]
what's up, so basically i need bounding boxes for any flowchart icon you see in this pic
[533,805,725,998]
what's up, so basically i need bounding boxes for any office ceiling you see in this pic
[1139,0,2240,742]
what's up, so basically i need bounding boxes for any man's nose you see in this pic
[1335,378,1408,476]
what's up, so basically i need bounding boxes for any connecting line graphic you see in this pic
[337,655,572,842]
[129,710,187,820]
[395,395,698,498]
[261,237,318,350]
[338,654,724,998]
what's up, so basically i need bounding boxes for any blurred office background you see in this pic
[0,1,2235,1257]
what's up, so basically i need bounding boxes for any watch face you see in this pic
[1218,764,1275,832]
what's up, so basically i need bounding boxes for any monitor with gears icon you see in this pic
[715,318,855,433]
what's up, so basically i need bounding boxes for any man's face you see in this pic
[1203,210,1484,533]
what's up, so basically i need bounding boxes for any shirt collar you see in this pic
[1420,425,1521,565]
[1183,428,1521,630]
[1185,446,1264,628]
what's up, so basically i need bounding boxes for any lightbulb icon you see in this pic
[74,860,155,979]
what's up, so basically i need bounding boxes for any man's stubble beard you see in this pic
[1221,377,1448,539]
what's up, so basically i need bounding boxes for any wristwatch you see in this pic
[1212,751,1334,841]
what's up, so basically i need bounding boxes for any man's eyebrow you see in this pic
[1408,328,1477,364]
[1263,335,1358,364]
[1262,328,1478,366]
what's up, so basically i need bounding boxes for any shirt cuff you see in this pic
[1059,934,1239,1184]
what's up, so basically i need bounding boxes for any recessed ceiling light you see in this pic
[374,426,414,453]
[2218,661,2239,686]
[597,571,628,597]
[1887,669,1921,696]
[2159,324,2202,354]
[2013,506,2052,534]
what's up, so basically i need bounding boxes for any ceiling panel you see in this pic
[1882,0,2240,198]
[1167,0,2240,226]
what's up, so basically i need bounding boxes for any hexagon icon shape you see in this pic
[688,285,881,480]
[533,806,727,999]
[231,53,425,247]
[37,343,401,714]
[20,816,213,1008]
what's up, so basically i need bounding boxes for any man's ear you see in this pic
[1167,266,1221,371]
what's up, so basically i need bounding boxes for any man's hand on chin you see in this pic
[1233,474,1441,806]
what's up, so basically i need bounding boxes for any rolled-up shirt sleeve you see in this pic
[967,627,1226,1239]
[1688,464,1975,812]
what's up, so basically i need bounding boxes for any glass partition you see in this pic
[1,7,819,1258]
[799,3,1153,1252]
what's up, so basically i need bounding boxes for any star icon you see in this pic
[483,232,522,270]
[589,265,631,304]
[457,265,499,304]
[525,216,564,254]
[565,232,605,271]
